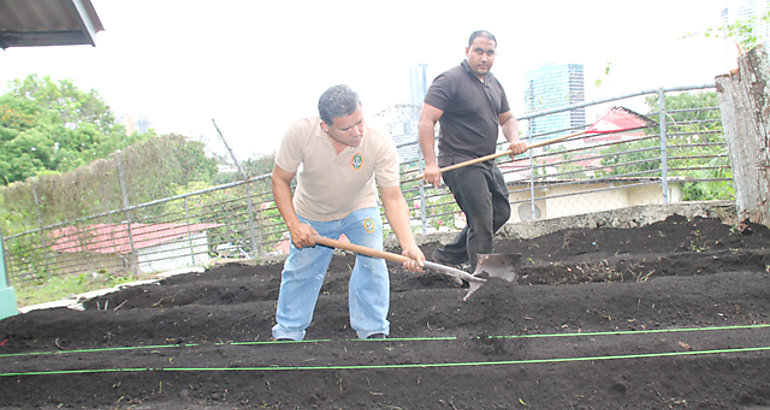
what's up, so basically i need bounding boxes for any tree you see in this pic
[599,92,733,201]
[0,75,219,231]
[716,45,770,226]
[703,11,770,54]
[117,133,219,206]
[211,153,276,186]
[0,75,149,185]
[0,133,219,236]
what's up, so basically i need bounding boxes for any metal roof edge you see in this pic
[70,0,104,46]
[0,0,105,49]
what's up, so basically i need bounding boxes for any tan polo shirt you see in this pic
[275,117,400,222]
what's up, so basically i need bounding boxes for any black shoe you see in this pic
[366,333,387,339]
[431,248,467,267]
[275,338,294,342]
[432,249,469,287]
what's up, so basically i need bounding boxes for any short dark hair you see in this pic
[468,30,497,47]
[318,84,361,125]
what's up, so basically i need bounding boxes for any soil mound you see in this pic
[1,215,769,408]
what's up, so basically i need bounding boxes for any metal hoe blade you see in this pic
[473,253,521,282]
[424,253,521,301]
[464,253,521,300]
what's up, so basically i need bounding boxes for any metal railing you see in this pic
[1,85,732,294]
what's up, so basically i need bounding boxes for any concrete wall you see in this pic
[508,181,683,223]
[137,232,212,274]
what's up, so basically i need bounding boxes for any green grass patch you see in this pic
[14,271,137,307]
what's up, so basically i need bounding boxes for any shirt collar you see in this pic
[315,116,364,154]
[461,60,487,84]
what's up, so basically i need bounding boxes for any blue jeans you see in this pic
[272,207,390,340]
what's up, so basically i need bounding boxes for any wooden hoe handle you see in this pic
[407,129,585,182]
[313,235,410,264]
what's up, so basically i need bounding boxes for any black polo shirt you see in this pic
[424,60,510,167]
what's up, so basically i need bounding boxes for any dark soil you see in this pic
[1,214,770,409]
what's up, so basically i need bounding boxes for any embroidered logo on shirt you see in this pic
[351,153,363,170]
[363,218,375,233]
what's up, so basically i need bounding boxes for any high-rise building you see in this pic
[725,0,770,50]
[409,64,428,110]
[524,63,586,139]
[374,64,428,164]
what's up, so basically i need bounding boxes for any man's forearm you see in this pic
[381,186,425,271]
[272,177,299,229]
[418,122,438,166]
[502,119,520,143]
[272,174,319,248]
[382,191,417,250]
[499,110,521,143]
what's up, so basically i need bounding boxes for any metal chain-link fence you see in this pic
[1,85,732,303]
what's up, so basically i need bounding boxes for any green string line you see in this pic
[489,323,770,339]
[1,323,767,359]
[0,343,201,358]
[3,345,769,377]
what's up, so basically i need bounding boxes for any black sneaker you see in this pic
[366,333,387,339]
[432,249,468,287]
[431,248,467,266]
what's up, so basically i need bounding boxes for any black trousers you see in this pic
[435,164,511,270]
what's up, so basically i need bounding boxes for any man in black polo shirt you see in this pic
[418,30,528,285]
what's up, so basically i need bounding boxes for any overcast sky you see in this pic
[1,0,737,161]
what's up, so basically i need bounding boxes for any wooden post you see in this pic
[715,44,770,227]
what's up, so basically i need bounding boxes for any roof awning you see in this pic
[0,0,104,49]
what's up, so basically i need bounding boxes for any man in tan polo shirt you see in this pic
[271,84,425,341]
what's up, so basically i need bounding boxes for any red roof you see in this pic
[50,223,220,254]
[585,106,655,134]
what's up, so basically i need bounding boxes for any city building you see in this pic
[524,63,586,140]
[723,0,770,51]
[374,64,428,164]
